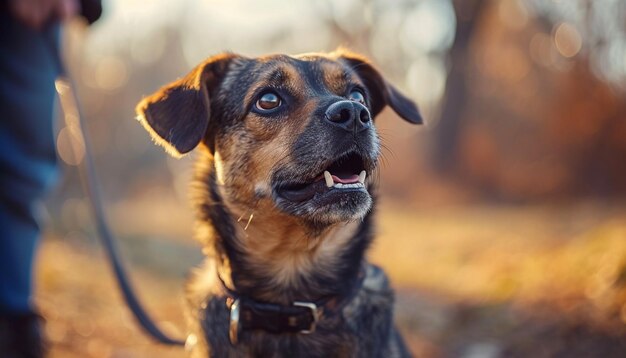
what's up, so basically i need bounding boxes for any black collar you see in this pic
[218,266,366,344]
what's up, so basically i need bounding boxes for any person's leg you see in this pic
[0,10,60,358]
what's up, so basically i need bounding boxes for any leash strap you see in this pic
[51,26,185,346]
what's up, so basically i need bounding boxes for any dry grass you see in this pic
[36,200,626,357]
[372,201,626,306]
[36,241,185,358]
[372,201,626,357]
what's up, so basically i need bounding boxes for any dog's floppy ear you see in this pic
[335,50,423,125]
[136,53,238,157]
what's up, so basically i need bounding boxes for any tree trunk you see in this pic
[433,0,487,173]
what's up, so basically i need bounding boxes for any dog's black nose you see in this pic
[325,100,371,132]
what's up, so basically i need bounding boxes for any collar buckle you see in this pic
[293,301,320,334]
[229,298,241,345]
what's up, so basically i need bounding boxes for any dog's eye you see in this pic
[348,90,365,104]
[256,92,282,111]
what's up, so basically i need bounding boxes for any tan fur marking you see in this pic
[240,220,360,292]
[320,60,349,95]
[213,151,226,185]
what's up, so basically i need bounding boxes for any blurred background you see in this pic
[39,0,626,357]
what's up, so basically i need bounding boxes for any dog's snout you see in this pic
[324,101,371,132]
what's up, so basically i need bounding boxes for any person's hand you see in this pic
[9,0,80,30]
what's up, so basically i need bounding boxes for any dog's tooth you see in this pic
[358,170,366,184]
[324,171,333,187]
[335,183,344,188]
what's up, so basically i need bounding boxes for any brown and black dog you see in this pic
[136,49,422,357]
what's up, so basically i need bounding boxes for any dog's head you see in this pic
[136,50,421,228]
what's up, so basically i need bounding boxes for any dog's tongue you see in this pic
[332,174,359,184]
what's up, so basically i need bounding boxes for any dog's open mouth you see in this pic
[276,151,369,202]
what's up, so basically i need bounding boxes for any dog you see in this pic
[135,49,422,357]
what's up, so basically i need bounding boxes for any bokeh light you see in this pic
[129,28,167,65]
[406,56,446,105]
[554,22,582,58]
[94,56,128,90]
[400,0,455,55]
[498,0,529,30]
[56,125,85,166]
[529,32,555,67]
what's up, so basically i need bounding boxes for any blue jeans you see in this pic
[0,12,60,314]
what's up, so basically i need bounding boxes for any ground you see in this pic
[36,201,626,357]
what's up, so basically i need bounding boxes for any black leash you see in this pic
[51,26,185,346]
